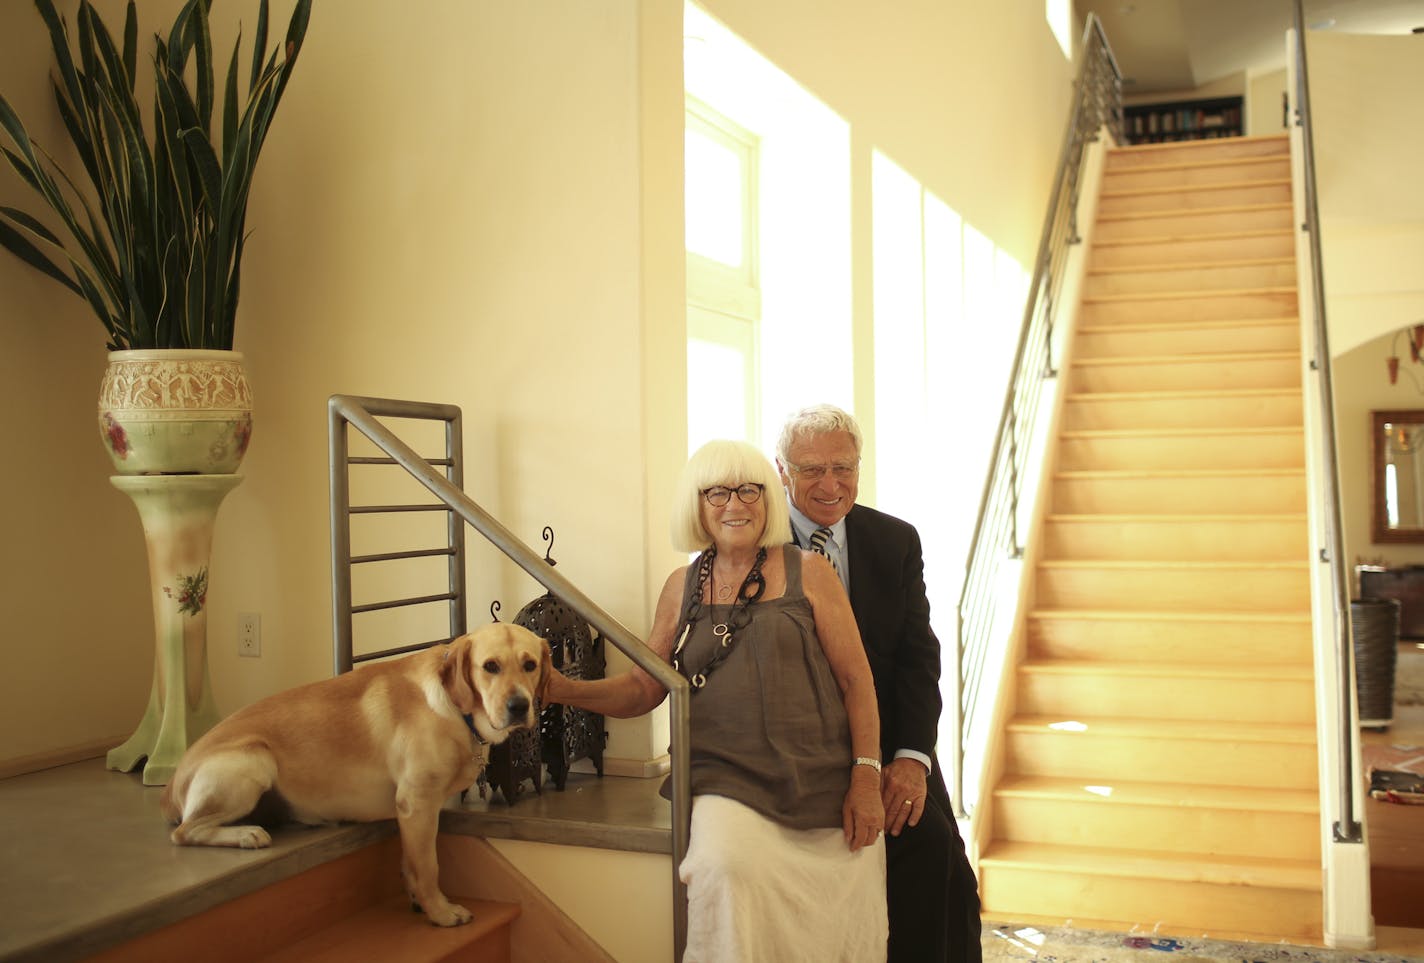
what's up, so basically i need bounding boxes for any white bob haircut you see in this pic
[669,439,792,553]
[775,403,864,465]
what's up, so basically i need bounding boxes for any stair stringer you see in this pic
[977,133,1333,946]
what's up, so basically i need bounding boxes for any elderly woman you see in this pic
[546,439,887,961]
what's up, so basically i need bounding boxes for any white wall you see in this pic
[0,0,1075,778]
[0,0,667,765]
[1308,31,1424,356]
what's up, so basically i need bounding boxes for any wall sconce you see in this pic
[1387,323,1424,389]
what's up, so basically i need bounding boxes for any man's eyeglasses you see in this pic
[702,483,765,507]
[787,462,858,482]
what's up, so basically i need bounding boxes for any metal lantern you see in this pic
[484,527,606,802]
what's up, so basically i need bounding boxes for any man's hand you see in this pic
[882,757,928,836]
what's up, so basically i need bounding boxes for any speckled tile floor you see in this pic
[983,921,1424,962]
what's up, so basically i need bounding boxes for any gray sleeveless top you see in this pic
[670,544,852,830]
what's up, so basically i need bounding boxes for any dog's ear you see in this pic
[535,637,553,705]
[441,636,480,715]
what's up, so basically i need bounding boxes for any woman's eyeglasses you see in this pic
[702,483,765,507]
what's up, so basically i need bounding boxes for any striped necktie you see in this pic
[808,527,840,578]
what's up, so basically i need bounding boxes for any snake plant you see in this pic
[0,0,312,350]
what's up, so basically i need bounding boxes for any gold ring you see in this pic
[902,799,913,807]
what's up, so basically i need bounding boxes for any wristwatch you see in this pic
[853,756,882,773]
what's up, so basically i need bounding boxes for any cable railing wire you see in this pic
[952,13,1121,817]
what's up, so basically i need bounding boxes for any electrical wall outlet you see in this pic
[238,612,261,658]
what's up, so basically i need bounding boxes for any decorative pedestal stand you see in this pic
[106,474,242,786]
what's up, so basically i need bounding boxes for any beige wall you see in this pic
[0,0,1072,769]
[0,0,664,763]
[1332,332,1424,582]
[1308,31,1424,356]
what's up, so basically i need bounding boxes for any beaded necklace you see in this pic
[670,546,767,690]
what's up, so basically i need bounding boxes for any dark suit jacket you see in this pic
[841,504,944,768]
[806,505,977,961]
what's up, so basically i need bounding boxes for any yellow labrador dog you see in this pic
[160,623,550,926]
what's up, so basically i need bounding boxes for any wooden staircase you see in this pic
[978,133,1325,943]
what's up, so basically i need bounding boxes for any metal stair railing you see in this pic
[1289,0,1360,846]
[327,394,692,959]
[953,13,1120,816]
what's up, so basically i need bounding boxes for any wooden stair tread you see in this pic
[1066,386,1300,401]
[1094,228,1293,249]
[1101,155,1289,178]
[1045,512,1306,522]
[1079,317,1297,334]
[1101,178,1291,200]
[1087,256,1295,277]
[1072,350,1297,367]
[1059,426,1302,440]
[259,896,520,963]
[1082,286,1296,304]
[1038,558,1306,570]
[994,774,1318,812]
[1095,202,1291,224]
[1029,608,1310,624]
[978,840,1319,889]
[1007,714,1315,744]
[1019,658,1313,682]
[1055,467,1303,479]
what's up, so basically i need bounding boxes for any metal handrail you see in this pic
[327,394,693,957]
[1290,0,1360,844]
[953,13,1120,815]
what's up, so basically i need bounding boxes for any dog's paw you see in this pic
[235,826,272,849]
[425,900,473,927]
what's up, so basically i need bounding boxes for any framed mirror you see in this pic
[1372,409,1424,542]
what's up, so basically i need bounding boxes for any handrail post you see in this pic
[328,400,354,677]
[1290,0,1360,845]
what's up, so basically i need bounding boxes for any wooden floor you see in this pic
[1360,693,1424,930]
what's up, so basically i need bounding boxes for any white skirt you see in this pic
[680,794,888,963]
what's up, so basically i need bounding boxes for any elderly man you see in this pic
[776,404,982,963]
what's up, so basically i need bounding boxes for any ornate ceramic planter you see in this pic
[98,349,253,474]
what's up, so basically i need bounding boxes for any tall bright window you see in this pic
[686,100,761,450]
[683,3,852,454]
[1046,0,1072,58]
